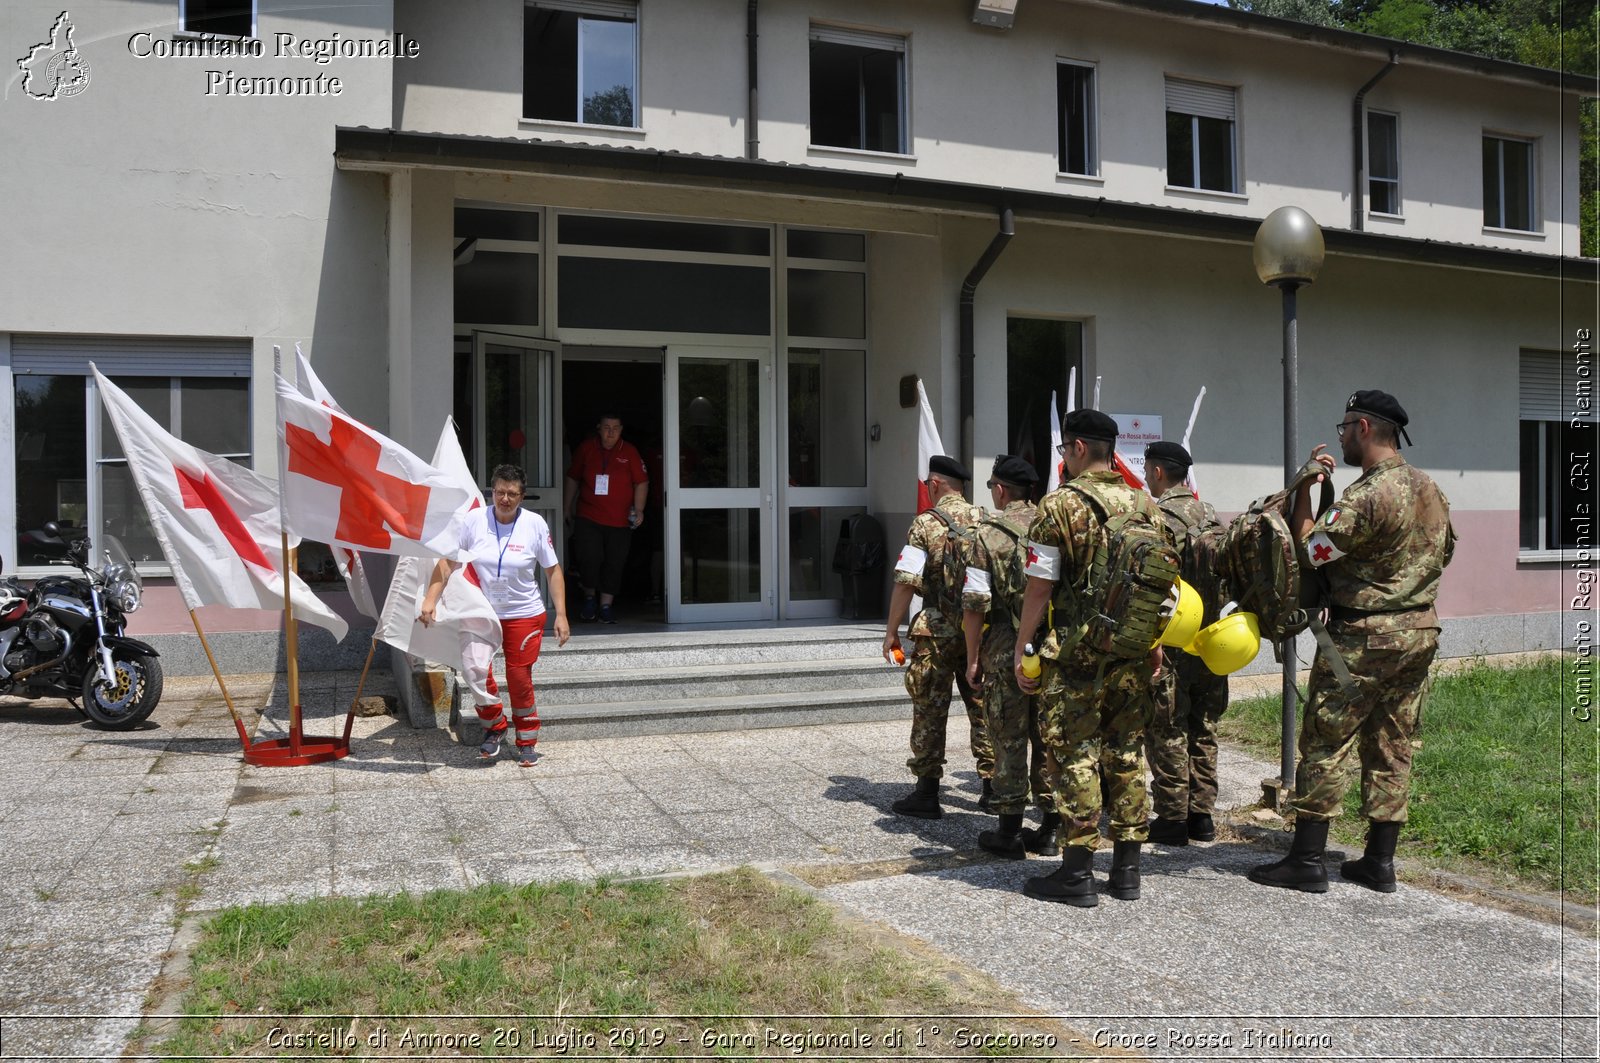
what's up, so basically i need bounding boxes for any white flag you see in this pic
[376,420,501,699]
[915,378,945,513]
[292,346,380,619]
[275,371,476,561]
[1047,390,1064,494]
[93,368,348,641]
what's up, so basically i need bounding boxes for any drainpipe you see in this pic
[958,207,1015,487]
[746,0,759,159]
[1351,51,1399,231]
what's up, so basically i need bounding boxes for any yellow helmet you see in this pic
[1155,578,1204,650]
[1186,607,1261,675]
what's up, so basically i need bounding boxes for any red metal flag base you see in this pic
[244,734,350,767]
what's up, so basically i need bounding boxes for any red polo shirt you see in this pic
[567,437,649,528]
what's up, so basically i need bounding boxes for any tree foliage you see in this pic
[1230,0,1598,256]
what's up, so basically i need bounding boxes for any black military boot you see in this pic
[1020,809,1062,857]
[979,813,1026,859]
[1247,818,1330,893]
[1023,844,1097,906]
[1147,817,1189,846]
[891,776,942,819]
[1107,840,1141,901]
[978,778,996,813]
[1341,820,1401,893]
[1187,811,1216,842]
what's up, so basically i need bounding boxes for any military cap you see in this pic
[928,454,970,482]
[1060,408,1119,443]
[1346,389,1413,446]
[991,454,1039,487]
[1145,440,1193,468]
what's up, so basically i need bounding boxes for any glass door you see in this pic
[472,332,559,534]
[664,346,774,622]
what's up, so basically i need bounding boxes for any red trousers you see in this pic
[475,614,545,750]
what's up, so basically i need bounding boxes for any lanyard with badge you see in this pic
[486,508,518,607]
[594,446,612,497]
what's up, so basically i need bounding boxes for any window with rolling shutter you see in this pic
[524,0,639,127]
[1518,349,1595,553]
[809,24,908,154]
[1165,77,1238,193]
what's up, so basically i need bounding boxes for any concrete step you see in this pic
[480,685,916,742]
[529,656,903,705]
[533,623,885,673]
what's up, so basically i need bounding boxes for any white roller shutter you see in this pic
[1165,77,1236,120]
[810,25,906,52]
[11,335,252,377]
[531,0,635,18]
[1521,349,1594,422]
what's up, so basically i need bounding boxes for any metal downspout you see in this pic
[1351,52,1399,231]
[746,0,759,159]
[959,207,1015,485]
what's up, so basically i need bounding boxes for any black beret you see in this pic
[991,454,1039,487]
[928,454,970,482]
[1060,409,1119,443]
[1145,441,1193,467]
[1346,389,1413,446]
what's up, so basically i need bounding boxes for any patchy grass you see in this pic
[1221,656,1598,903]
[145,868,1072,1059]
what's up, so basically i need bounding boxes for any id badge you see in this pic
[485,579,510,606]
[593,473,610,496]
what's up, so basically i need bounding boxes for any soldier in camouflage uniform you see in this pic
[960,455,1060,859]
[1250,390,1454,895]
[882,454,994,819]
[1012,410,1169,906]
[1142,441,1230,846]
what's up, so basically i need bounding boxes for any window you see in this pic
[1007,318,1084,499]
[1520,350,1595,552]
[1057,60,1097,176]
[180,0,253,36]
[9,336,251,571]
[1484,134,1536,231]
[1165,78,1237,193]
[1367,110,1400,216]
[809,26,907,154]
[524,1,638,127]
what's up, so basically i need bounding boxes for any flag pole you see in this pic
[189,608,251,750]
[342,635,377,744]
[272,346,303,754]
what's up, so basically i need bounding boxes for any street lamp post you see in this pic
[1251,206,1325,809]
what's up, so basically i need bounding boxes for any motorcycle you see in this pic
[0,522,163,729]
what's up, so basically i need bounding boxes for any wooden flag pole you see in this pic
[189,608,251,750]
[342,636,377,744]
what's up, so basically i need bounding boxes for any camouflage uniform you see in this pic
[1148,485,1230,822]
[893,491,994,781]
[960,499,1052,817]
[1294,454,1454,823]
[1025,470,1166,848]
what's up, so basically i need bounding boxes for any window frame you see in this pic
[1056,58,1100,179]
[522,0,642,130]
[1483,131,1539,234]
[1163,77,1239,195]
[807,24,911,157]
[1366,108,1401,218]
[1518,348,1594,559]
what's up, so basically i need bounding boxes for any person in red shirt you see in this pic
[563,412,649,623]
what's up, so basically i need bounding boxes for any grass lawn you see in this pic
[1219,656,1599,903]
[143,867,1069,1059]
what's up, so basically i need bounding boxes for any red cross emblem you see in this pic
[1026,545,1040,568]
[175,465,273,571]
[1312,542,1333,562]
[285,418,431,550]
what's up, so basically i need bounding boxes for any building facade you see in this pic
[1,0,1594,668]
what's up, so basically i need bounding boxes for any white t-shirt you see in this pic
[461,508,559,620]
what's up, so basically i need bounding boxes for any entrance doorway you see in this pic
[562,349,665,624]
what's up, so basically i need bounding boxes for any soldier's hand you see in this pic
[1014,649,1040,694]
[1308,444,1336,478]
[966,659,983,691]
[882,633,903,665]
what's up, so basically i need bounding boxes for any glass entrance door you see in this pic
[664,346,774,622]
[470,332,559,533]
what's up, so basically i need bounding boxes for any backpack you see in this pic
[975,512,1031,627]
[925,505,982,620]
[1219,466,1333,645]
[1059,482,1181,660]
[1158,498,1227,628]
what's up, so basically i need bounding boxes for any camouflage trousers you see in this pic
[978,624,1054,816]
[1146,649,1229,821]
[1036,646,1154,848]
[905,634,994,780]
[1291,623,1439,823]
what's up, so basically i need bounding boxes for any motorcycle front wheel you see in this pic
[81,652,164,730]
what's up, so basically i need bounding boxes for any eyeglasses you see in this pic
[1334,420,1360,437]
[985,480,997,489]
[492,489,524,500]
